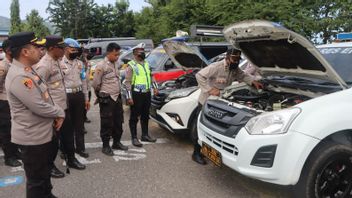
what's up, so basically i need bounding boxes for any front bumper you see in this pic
[197,118,319,185]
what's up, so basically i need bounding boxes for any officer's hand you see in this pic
[85,101,90,110]
[252,81,264,90]
[127,99,134,106]
[54,117,64,131]
[208,88,220,96]
[153,88,159,96]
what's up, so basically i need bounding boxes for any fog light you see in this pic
[166,113,184,126]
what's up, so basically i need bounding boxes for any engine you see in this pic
[222,84,310,111]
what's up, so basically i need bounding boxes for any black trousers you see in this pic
[19,140,55,198]
[0,100,18,160]
[99,97,123,146]
[67,92,85,152]
[59,110,75,159]
[129,91,151,139]
[192,103,203,154]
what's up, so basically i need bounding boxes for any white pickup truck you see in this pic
[197,20,352,198]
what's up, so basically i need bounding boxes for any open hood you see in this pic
[162,39,209,69]
[223,20,348,89]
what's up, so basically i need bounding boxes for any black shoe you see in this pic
[51,166,65,178]
[112,142,128,150]
[132,138,143,147]
[4,158,22,167]
[76,151,89,158]
[84,118,91,123]
[67,158,86,170]
[192,153,207,165]
[141,135,157,143]
[102,146,114,156]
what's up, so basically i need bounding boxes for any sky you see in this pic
[0,0,150,20]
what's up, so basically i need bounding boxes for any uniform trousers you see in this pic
[67,91,85,152]
[19,139,55,198]
[99,96,123,146]
[0,100,18,161]
[129,91,151,138]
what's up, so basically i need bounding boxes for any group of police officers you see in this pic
[0,31,158,198]
[0,30,263,197]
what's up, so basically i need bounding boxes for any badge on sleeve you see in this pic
[22,78,33,89]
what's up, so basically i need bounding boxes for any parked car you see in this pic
[150,40,248,136]
[197,20,352,198]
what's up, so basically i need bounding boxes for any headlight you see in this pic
[245,108,301,135]
[166,86,198,101]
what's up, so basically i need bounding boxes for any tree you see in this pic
[23,10,51,38]
[47,0,96,38]
[10,0,22,34]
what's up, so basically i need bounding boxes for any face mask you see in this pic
[69,52,79,60]
[0,52,4,60]
[137,52,146,60]
[229,62,239,70]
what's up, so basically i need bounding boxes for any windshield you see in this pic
[146,48,168,70]
[319,47,352,83]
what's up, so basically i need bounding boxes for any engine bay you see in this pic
[221,83,311,111]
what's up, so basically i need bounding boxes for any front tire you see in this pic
[293,141,352,198]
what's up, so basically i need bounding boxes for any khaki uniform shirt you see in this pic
[61,55,88,101]
[0,57,10,100]
[196,59,254,105]
[35,53,67,110]
[92,57,121,101]
[5,60,65,145]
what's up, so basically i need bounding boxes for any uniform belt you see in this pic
[66,86,83,93]
[133,88,149,93]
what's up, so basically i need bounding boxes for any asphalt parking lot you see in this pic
[0,102,291,198]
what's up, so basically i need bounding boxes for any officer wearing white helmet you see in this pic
[60,38,90,158]
[124,43,158,147]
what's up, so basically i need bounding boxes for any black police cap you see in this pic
[45,35,66,48]
[226,47,241,56]
[2,39,11,51]
[8,32,44,49]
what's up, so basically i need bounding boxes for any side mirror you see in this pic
[165,59,174,71]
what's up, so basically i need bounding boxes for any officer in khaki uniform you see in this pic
[5,32,65,198]
[61,38,90,158]
[92,43,128,156]
[35,36,86,178]
[0,39,21,167]
[193,48,263,165]
[124,43,158,147]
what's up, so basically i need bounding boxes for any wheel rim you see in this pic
[316,156,352,198]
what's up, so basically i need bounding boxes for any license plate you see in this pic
[201,142,222,167]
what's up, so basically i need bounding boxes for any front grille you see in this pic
[200,100,258,138]
[204,131,238,155]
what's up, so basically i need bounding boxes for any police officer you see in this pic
[61,38,90,158]
[124,43,158,147]
[0,39,21,167]
[92,43,128,156]
[35,35,86,178]
[193,48,263,165]
[5,32,65,198]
